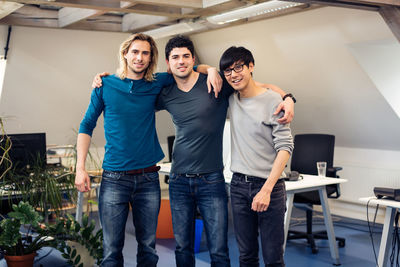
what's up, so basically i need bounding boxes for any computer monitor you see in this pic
[0,132,46,174]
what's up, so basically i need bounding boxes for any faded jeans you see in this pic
[99,170,161,267]
[169,171,230,267]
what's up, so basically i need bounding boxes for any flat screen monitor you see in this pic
[0,132,46,174]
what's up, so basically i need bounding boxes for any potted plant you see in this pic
[0,201,50,267]
[0,201,103,267]
[44,213,103,267]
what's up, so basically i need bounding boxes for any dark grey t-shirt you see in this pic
[156,73,232,174]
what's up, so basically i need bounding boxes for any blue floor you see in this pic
[0,207,383,266]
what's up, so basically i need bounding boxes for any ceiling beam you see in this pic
[0,4,122,32]
[66,14,123,32]
[59,7,106,27]
[202,0,232,8]
[122,13,169,32]
[0,5,59,28]
[127,0,203,8]
[380,6,400,42]
[282,0,379,11]
[340,0,400,7]
[120,1,136,8]
[6,0,193,18]
[0,1,23,20]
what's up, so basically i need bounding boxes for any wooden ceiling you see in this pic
[0,0,399,41]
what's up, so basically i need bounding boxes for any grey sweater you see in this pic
[228,89,294,179]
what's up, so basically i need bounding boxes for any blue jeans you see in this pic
[169,171,230,267]
[99,170,161,267]
[230,173,286,267]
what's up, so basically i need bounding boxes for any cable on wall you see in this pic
[4,26,12,60]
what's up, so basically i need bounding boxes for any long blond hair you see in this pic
[116,33,158,82]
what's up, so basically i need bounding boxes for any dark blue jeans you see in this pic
[230,173,286,267]
[99,170,161,267]
[169,171,230,267]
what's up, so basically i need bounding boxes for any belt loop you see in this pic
[245,175,249,183]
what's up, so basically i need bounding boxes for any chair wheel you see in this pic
[311,247,319,254]
[338,240,345,247]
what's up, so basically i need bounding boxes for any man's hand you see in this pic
[275,97,294,124]
[251,189,271,212]
[206,67,222,98]
[92,72,110,88]
[75,168,91,192]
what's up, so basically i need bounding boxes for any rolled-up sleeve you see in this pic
[270,104,294,155]
[79,87,104,136]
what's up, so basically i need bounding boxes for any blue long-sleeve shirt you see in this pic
[79,73,174,171]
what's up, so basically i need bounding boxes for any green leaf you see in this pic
[61,253,70,259]
[71,248,77,258]
[74,254,81,265]
[82,214,89,227]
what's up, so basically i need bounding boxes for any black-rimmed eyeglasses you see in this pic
[223,64,245,76]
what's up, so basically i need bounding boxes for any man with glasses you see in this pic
[220,46,294,267]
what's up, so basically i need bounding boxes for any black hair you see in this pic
[219,46,255,72]
[165,35,195,60]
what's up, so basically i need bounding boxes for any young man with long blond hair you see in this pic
[75,33,174,267]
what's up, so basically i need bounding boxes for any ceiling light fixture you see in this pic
[206,0,302,25]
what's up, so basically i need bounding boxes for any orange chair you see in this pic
[156,199,174,239]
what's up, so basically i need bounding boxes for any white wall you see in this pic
[0,26,129,146]
[349,39,400,119]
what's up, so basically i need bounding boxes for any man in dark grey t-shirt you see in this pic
[156,36,232,267]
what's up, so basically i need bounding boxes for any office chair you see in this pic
[287,134,345,254]
[164,135,175,184]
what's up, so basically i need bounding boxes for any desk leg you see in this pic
[319,187,340,265]
[284,192,294,251]
[378,206,395,267]
[75,191,84,224]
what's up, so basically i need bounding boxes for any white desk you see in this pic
[359,197,400,267]
[159,163,347,265]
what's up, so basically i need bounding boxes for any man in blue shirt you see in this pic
[75,33,174,267]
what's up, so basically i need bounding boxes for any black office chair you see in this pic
[287,134,345,254]
[164,135,175,184]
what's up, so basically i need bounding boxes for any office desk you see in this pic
[159,163,347,265]
[359,197,400,267]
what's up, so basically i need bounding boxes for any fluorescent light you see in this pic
[143,22,206,39]
[207,0,302,25]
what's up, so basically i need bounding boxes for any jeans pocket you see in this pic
[201,172,224,184]
[102,170,122,181]
[270,180,286,203]
[230,175,241,186]
[144,171,159,182]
